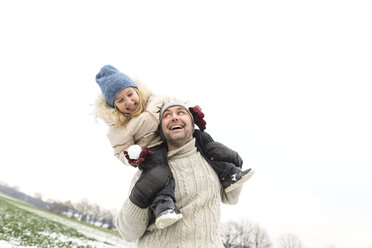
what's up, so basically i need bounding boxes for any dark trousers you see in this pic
[139,145,176,216]
[208,160,238,182]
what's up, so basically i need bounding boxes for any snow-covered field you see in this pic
[0,194,135,248]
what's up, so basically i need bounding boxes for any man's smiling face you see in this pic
[161,105,194,150]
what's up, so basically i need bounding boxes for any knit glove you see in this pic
[204,142,243,168]
[124,145,154,167]
[129,165,172,208]
[189,106,207,132]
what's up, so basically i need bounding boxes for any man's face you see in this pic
[161,106,194,150]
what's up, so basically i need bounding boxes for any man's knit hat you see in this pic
[96,65,138,107]
[159,102,194,136]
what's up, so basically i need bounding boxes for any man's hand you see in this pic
[189,106,207,132]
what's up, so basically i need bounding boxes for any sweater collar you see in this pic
[168,138,197,159]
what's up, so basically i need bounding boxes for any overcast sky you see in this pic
[1,1,371,248]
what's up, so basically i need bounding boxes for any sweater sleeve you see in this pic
[107,125,134,166]
[115,171,151,242]
[220,184,243,205]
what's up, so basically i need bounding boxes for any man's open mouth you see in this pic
[170,125,183,130]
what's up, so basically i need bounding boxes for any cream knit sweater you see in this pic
[115,139,243,248]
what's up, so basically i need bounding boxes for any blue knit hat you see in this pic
[95,65,138,107]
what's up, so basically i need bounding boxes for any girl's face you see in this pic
[114,87,140,114]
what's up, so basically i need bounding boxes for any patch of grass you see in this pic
[0,196,98,247]
[1,195,120,237]
[0,195,132,248]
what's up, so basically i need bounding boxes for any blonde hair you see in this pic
[113,87,147,127]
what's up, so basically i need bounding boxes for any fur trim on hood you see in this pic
[94,80,152,125]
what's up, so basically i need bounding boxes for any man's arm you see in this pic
[221,184,243,205]
[115,157,172,241]
[115,171,150,242]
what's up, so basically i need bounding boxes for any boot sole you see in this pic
[155,212,183,229]
[224,169,255,193]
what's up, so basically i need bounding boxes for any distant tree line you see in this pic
[0,182,116,230]
[49,198,116,229]
[0,183,52,210]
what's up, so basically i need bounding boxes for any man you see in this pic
[115,102,245,248]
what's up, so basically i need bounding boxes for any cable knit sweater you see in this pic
[115,138,243,248]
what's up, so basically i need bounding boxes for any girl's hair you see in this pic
[113,87,146,127]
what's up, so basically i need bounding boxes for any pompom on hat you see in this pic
[95,65,138,107]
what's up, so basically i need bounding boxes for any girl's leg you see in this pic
[150,177,183,229]
[209,160,255,193]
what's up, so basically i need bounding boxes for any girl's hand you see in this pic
[124,147,154,167]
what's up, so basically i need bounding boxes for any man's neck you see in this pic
[167,137,193,151]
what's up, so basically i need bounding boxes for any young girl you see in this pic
[94,65,254,229]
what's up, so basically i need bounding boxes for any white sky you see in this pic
[1,1,371,248]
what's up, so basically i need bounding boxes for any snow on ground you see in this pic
[0,240,37,248]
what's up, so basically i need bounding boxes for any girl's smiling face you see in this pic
[114,87,140,114]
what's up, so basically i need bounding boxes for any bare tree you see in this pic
[64,200,79,218]
[101,209,115,228]
[221,220,240,247]
[252,224,272,248]
[221,219,272,248]
[74,199,90,221]
[49,201,69,214]
[34,192,43,200]
[88,203,102,225]
[278,233,303,248]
